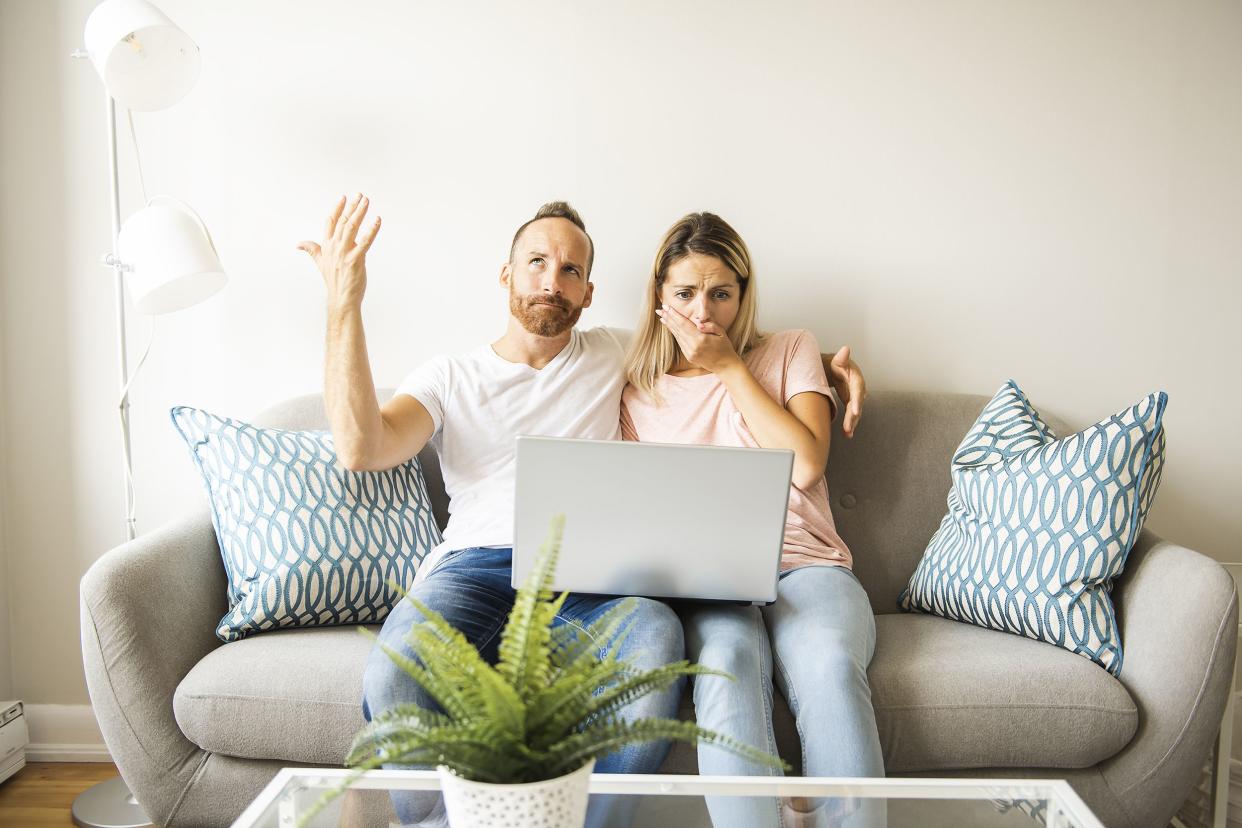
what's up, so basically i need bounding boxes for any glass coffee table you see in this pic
[232,768,1105,827]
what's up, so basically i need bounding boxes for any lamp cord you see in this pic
[118,318,154,534]
[124,109,149,204]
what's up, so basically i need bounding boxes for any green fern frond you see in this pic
[532,612,642,729]
[525,654,640,740]
[399,597,495,683]
[368,736,516,783]
[349,705,451,757]
[366,702,451,728]
[548,597,638,674]
[498,589,568,705]
[401,621,526,739]
[346,710,521,769]
[348,723,522,780]
[532,661,728,749]
[364,634,475,722]
[498,516,565,701]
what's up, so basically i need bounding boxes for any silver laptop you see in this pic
[512,436,794,605]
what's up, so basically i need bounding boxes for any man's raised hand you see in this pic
[296,193,382,312]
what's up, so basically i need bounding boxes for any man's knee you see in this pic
[617,598,685,666]
[362,600,434,718]
[363,639,417,719]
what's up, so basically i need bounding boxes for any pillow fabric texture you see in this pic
[171,406,442,642]
[898,380,1167,675]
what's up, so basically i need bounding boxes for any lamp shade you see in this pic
[117,197,226,315]
[83,0,200,111]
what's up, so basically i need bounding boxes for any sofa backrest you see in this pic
[251,388,1070,615]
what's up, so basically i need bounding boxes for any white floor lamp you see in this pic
[70,2,227,826]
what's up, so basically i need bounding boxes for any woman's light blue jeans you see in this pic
[361,546,686,828]
[680,565,884,828]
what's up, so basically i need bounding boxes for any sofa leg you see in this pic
[1212,659,1236,828]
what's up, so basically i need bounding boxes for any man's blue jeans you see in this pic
[679,565,885,828]
[361,547,686,827]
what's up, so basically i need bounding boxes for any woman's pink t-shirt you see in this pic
[620,329,852,571]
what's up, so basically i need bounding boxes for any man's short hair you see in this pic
[509,201,595,277]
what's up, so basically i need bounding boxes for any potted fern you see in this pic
[321,515,787,828]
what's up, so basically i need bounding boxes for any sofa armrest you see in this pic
[80,509,229,826]
[1099,529,1238,826]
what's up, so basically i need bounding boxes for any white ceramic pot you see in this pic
[437,759,595,828]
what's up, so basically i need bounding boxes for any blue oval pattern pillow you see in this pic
[171,406,442,642]
[898,380,1167,675]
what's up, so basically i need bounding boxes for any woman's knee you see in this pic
[685,613,768,678]
[780,636,871,705]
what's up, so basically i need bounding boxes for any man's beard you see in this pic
[509,287,583,337]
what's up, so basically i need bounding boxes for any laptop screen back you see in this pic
[513,436,793,604]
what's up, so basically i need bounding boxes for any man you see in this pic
[297,195,866,826]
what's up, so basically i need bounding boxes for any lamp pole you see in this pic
[74,48,138,543]
[106,92,137,543]
[66,52,149,828]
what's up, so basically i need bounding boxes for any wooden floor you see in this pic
[0,762,124,827]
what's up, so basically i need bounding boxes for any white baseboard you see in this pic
[22,703,111,763]
[26,743,113,762]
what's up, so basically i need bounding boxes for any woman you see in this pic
[621,212,884,828]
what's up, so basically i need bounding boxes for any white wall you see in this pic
[1,0,1240,717]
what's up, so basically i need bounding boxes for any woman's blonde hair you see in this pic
[624,212,763,401]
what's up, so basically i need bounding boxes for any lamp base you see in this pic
[71,775,152,828]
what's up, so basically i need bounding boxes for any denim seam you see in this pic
[748,611,779,766]
[556,615,606,653]
[771,644,808,778]
[474,615,508,656]
[751,609,786,828]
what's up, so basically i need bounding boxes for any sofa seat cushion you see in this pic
[174,613,1138,773]
[175,626,376,764]
[870,613,1138,772]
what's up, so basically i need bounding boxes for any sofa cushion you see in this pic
[170,407,443,641]
[250,390,451,533]
[175,626,376,765]
[871,613,1138,772]
[176,613,1137,772]
[898,380,1167,675]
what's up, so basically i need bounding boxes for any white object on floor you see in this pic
[0,701,29,784]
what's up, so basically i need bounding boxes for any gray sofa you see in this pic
[80,389,1238,827]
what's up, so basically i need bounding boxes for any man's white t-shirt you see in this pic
[396,326,632,579]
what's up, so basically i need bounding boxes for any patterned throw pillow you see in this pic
[170,407,442,642]
[898,380,1167,675]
